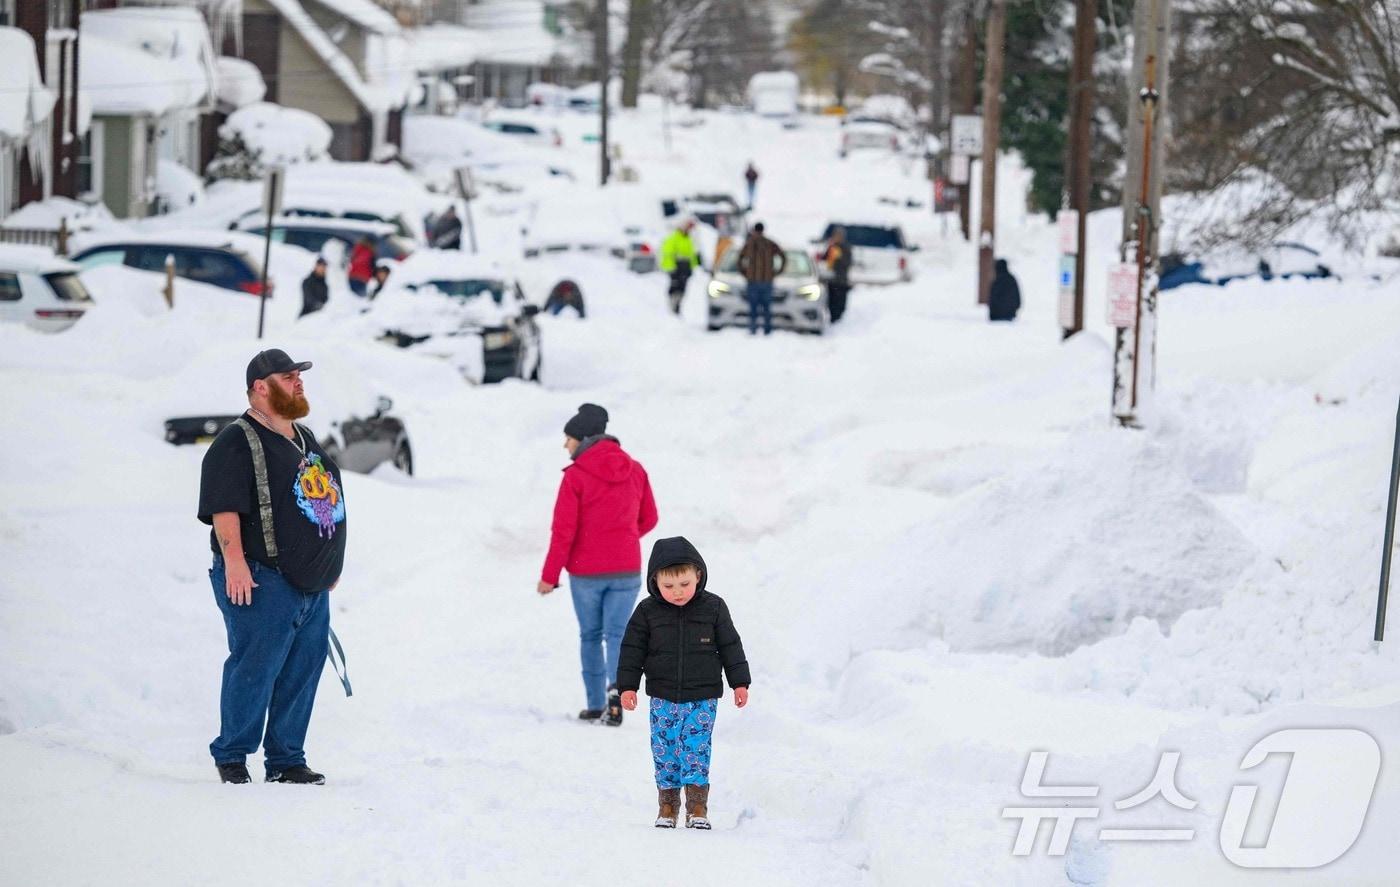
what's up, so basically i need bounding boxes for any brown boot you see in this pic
[684,783,711,830]
[655,787,680,828]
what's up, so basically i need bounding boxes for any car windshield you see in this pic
[821,225,905,248]
[717,249,813,278]
[44,272,93,303]
[426,278,505,303]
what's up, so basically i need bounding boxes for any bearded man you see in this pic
[197,349,347,785]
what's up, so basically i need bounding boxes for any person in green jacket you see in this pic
[660,219,701,315]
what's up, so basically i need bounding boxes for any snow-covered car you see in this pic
[839,119,904,157]
[705,248,828,335]
[814,222,916,284]
[523,188,664,274]
[367,251,543,384]
[164,396,414,475]
[1159,242,1336,291]
[233,216,415,265]
[0,245,94,332]
[481,118,563,148]
[71,232,272,296]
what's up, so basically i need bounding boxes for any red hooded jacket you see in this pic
[542,438,658,585]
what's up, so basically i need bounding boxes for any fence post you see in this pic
[163,253,176,310]
[57,218,69,256]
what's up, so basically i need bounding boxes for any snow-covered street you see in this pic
[4,110,1400,885]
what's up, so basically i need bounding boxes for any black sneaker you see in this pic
[265,764,325,785]
[217,763,251,784]
[601,685,623,727]
[578,708,604,721]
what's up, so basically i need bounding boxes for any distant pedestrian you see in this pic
[736,222,786,336]
[617,536,751,830]
[820,227,852,323]
[198,349,347,785]
[744,162,759,207]
[348,237,375,297]
[988,258,1021,322]
[299,258,329,318]
[538,404,659,727]
[368,263,392,300]
[660,218,701,315]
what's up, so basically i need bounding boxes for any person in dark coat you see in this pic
[299,258,329,317]
[368,263,392,300]
[744,162,759,207]
[544,279,586,317]
[429,206,462,250]
[988,257,1022,322]
[736,222,787,336]
[821,227,853,323]
[617,536,750,830]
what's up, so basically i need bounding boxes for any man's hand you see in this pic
[620,690,638,711]
[537,580,556,596]
[734,686,749,708]
[226,558,258,606]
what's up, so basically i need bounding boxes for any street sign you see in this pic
[951,114,983,156]
[1058,209,1080,254]
[261,166,285,218]
[950,153,970,184]
[1058,256,1076,328]
[1107,262,1140,328]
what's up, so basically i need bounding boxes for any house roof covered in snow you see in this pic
[305,0,400,34]
[259,0,411,114]
[80,8,218,116]
[461,0,566,66]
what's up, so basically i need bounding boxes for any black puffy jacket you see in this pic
[616,536,751,702]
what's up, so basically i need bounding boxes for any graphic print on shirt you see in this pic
[293,454,345,538]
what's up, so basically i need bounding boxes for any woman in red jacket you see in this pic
[538,404,659,726]
[348,236,375,297]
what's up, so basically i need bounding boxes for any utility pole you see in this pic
[1111,0,1171,426]
[596,0,611,186]
[976,0,1006,306]
[1061,0,1096,338]
[954,7,978,241]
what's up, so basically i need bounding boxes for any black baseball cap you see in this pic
[246,349,313,389]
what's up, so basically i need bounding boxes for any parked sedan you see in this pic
[1158,242,1335,291]
[705,248,828,335]
[234,216,415,265]
[0,245,94,332]
[164,396,413,475]
[72,235,270,296]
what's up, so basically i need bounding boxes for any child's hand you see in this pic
[734,686,749,708]
[621,690,638,711]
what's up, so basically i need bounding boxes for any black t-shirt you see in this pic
[198,412,348,592]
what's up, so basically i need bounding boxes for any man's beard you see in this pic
[268,383,311,420]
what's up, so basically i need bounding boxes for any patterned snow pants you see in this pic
[649,697,718,788]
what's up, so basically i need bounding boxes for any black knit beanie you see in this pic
[563,403,609,440]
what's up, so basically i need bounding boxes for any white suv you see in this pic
[814,222,917,285]
[0,245,94,332]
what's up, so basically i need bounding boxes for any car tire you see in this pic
[706,323,722,332]
[393,440,414,476]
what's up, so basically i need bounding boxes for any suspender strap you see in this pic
[328,627,353,697]
[232,417,278,558]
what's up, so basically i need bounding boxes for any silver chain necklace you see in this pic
[248,407,307,458]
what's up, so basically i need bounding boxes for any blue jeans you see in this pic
[746,281,774,335]
[569,575,640,710]
[209,554,329,770]
[650,698,717,787]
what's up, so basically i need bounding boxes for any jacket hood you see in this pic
[646,536,708,600]
[568,435,634,484]
[994,258,1010,275]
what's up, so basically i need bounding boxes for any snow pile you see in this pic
[157,160,205,210]
[80,8,217,116]
[0,196,114,232]
[215,57,267,109]
[220,102,333,165]
[918,429,1258,656]
[0,27,54,142]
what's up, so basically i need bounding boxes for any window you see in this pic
[0,273,21,302]
[0,0,14,27]
[822,225,904,248]
[47,0,71,29]
[77,123,104,200]
[74,248,128,271]
[427,279,505,303]
[44,273,92,303]
[180,251,243,285]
